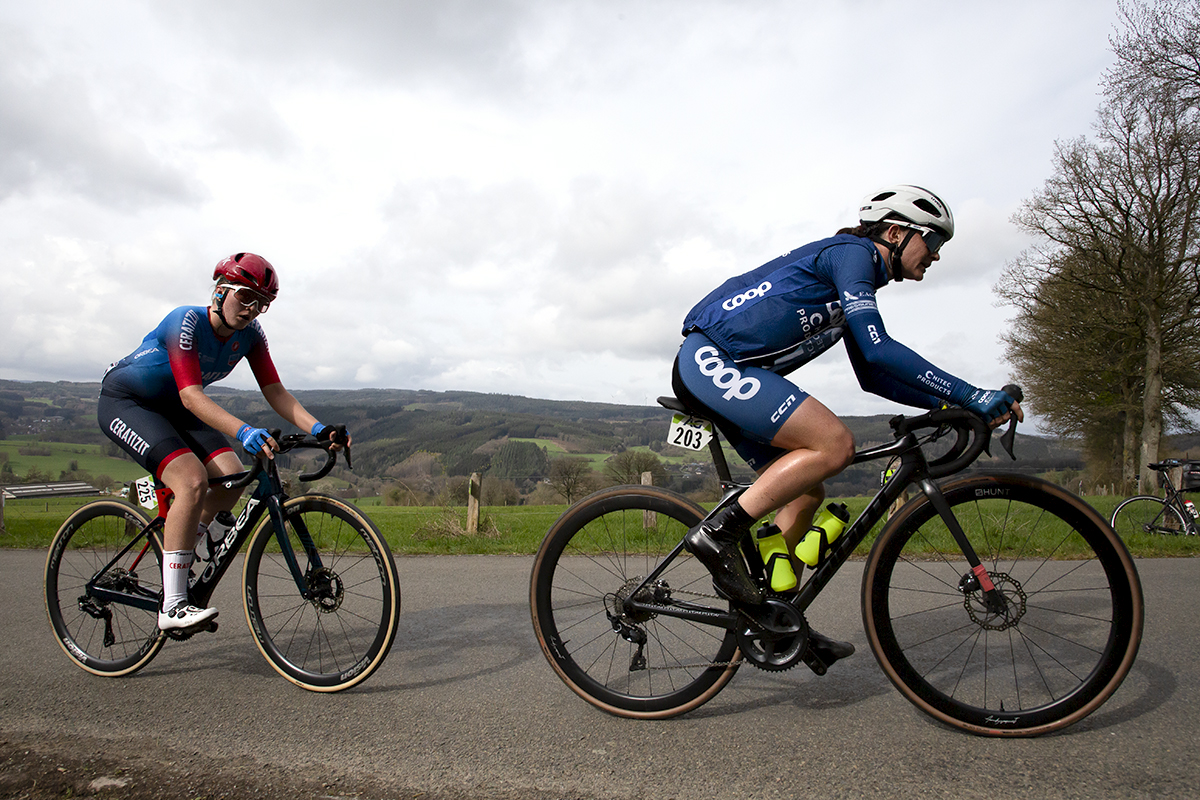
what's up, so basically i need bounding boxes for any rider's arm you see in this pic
[826,248,978,407]
[178,384,254,439]
[844,334,944,409]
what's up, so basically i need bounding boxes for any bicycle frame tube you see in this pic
[188,474,274,606]
[629,424,1003,624]
[1160,478,1198,534]
[85,517,166,613]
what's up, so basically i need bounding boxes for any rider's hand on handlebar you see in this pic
[237,424,278,459]
[964,388,1024,429]
[312,422,352,452]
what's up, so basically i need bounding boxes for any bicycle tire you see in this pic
[242,494,400,692]
[530,485,742,719]
[1111,495,1190,537]
[863,474,1142,737]
[45,500,167,677]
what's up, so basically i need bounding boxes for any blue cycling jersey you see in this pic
[682,234,977,409]
[102,306,279,403]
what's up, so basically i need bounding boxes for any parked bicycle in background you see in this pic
[1111,459,1200,538]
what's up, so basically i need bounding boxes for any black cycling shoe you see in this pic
[808,628,855,665]
[684,522,763,605]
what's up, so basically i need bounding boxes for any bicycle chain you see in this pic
[617,586,802,672]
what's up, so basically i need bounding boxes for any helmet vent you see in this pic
[871,191,896,202]
[913,198,943,218]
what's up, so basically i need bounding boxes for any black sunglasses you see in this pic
[894,223,947,254]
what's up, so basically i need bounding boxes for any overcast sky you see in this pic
[1,1,1123,423]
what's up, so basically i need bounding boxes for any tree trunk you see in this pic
[1138,309,1165,493]
[1120,409,1139,493]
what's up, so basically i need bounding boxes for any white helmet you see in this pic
[859,185,954,240]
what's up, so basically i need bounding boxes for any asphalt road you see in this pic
[2,548,1197,800]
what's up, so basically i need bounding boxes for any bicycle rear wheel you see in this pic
[530,485,741,719]
[863,474,1142,736]
[242,494,400,692]
[1111,495,1189,537]
[45,500,166,676]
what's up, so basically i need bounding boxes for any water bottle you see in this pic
[755,523,797,592]
[1186,500,1198,519]
[796,503,850,567]
[196,510,236,561]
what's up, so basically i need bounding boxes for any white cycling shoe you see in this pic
[158,603,219,631]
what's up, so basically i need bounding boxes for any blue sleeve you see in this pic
[820,246,978,407]
[844,334,945,408]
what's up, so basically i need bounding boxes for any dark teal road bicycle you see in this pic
[45,429,401,692]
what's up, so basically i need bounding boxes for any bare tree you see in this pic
[547,456,597,504]
[603,449,669,486]
[1108,0,1200,106]
[1001,82,1200,490]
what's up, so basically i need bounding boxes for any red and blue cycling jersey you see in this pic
[103,306,280,401]
[682,234,977,409]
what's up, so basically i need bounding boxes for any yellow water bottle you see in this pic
[796,503,850,567]
[755,523,797,592]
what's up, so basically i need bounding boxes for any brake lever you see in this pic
[330,424,351,470]
[997,383,1024,461]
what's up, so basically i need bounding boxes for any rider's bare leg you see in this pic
[685,396,854,604]
[199,450,246,526]
[159,454,209,553]
[737,395,855,530]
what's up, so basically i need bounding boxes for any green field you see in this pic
[4,491,1197,558]
[0,437,146,486]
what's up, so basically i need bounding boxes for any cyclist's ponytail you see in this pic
[836,221,890,238]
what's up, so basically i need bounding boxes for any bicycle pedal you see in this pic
[802,648,828,676]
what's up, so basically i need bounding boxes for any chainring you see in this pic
[735,597,809,672]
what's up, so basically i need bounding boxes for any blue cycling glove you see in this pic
[964,388,1016,422]
[237,424,272,455]
[311,422,348,444]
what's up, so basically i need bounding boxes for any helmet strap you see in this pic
[870,229,918,283]
[211,289,234,334]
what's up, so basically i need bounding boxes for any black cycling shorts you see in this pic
[98,383,233,480]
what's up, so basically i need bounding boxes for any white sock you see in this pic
[162,549,194,611]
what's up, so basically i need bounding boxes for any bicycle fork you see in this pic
[915,477,1009,616]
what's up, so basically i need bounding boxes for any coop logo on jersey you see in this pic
[695,346,760,401]
[722,281,773,311]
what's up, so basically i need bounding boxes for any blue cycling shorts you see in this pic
[672,332,809,471]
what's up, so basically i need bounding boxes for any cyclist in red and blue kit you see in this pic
[99,253,349,631]
[674,186,1022,665]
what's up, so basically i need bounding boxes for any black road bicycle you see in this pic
[1111,459,1200,538]
[45,429,401,692]
[530,390,1144,736]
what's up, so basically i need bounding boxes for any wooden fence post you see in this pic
[467,472,481,534]
[641,471,655,528]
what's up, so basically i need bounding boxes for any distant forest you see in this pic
[0,378,1102,500]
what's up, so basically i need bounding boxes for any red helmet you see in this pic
[212,253,279,300]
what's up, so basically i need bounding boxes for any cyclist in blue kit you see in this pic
[98,253,349,631]
[674,186,1022,665]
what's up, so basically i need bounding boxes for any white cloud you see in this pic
[0,0,1122,425]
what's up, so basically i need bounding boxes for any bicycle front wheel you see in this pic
[863,474,1142,737]
[1111,495,1189,537]
[243,495,400,692]
[530,485,741,719]
[45,500,166,677]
